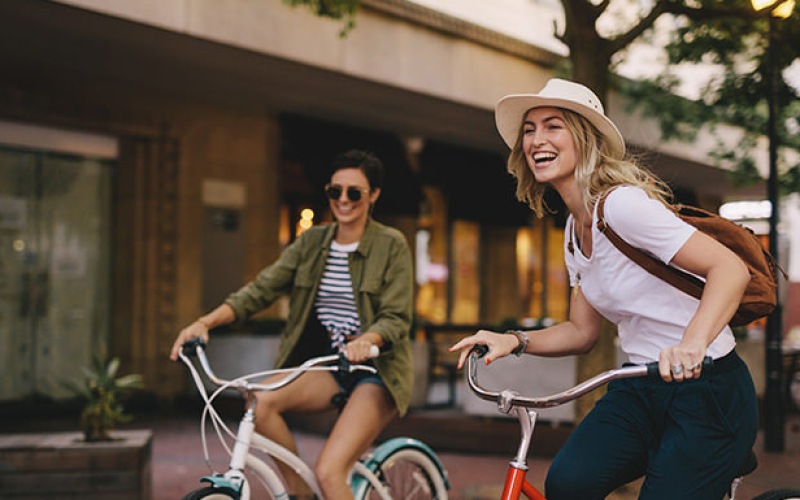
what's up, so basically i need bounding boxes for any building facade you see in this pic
[0,0,772,404]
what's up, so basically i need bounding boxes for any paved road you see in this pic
[149,410,800,499]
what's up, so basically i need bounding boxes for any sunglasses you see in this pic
[324,184,371,202]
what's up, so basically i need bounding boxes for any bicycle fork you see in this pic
[230,409,256,478]
[501,398,545,500]
[198,407,256,499]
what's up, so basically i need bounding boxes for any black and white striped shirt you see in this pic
[315,240,361,350]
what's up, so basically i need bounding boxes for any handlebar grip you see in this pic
[645,355,713,378]
[368,344,380,359]
[181,337,207,357]
[471,344,489,357]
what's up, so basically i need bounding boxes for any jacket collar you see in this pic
[322,217,380,257]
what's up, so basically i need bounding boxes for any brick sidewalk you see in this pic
[145,409,800,499]
[3,405,799,498]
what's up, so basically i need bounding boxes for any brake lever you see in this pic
[181,338,206,357]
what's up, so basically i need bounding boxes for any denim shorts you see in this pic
[329,364,386,410]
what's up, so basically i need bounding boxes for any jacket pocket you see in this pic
[294,260,317,289]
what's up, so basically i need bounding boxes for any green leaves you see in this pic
[282,0,361,36]
[65,353,144,441]
[623,0,799,192]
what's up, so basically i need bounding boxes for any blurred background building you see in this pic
[0,0,794,412]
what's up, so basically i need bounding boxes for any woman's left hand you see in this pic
[344,337,379,363]
[449,330,518,369]
[659,342,706,382]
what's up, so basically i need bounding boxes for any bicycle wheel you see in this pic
[362,447,448,499]
[182,486,239,499]
[751,489,800,500]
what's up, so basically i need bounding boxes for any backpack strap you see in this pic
[567,216,576,255]
[596,189,705,300]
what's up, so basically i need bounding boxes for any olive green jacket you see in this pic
[224,218,414,416]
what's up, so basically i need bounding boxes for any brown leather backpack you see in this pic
[596,189,786,327]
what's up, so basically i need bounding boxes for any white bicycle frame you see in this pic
[180,341,424,499]
[204,414,395,499]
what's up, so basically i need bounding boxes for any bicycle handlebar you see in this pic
[466,345,712,412]
[179,338,379,393]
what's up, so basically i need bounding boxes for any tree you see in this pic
[621,0,800,192]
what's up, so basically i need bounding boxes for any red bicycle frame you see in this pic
[466,346,654,500]
[502,465,545,499]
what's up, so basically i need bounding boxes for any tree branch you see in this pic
[608,0,671,53]
[662,0,766,21]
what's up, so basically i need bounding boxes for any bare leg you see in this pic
[315,383,397,499]
[253,371,340,496]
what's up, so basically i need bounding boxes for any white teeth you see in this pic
[534,152,557,163]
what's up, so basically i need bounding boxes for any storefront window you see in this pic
[517,217,568,323]
[415,187,448,323]
[450,220,480,323]
[0,146,113,400]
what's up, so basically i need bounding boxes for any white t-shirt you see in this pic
[564,185,736,364]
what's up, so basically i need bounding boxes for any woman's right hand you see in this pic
[449,330,519,369]
[169,321,210,361]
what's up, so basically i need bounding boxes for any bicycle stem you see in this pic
[510,405,537,469]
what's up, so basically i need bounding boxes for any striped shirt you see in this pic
[315,240,361,350]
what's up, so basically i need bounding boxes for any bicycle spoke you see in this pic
[363,449,445,499]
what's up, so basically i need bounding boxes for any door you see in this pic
[0,146,112,400]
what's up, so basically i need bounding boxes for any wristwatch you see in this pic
[506,330,528,357]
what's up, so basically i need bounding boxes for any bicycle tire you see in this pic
[182,486,239,499]
[751,489,800,500]
[361,447,448,499]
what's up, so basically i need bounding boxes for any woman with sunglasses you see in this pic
[170,149,414,500]
[450,79,758,499]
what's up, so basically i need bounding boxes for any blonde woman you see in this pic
[451,79,758,499]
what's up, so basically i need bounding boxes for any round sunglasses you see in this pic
[324,184,371,202]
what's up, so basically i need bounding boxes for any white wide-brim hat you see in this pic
[495,78,626,158]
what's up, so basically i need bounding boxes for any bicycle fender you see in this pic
[361,437,451,488]
[199,475,243,499]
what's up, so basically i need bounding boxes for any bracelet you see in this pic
[506,329,528,357]
[195,319,212,329]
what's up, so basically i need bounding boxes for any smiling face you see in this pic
[327,167,380,229]
[521,107,577,189]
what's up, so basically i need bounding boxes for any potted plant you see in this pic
[0,354,151,498]
[65,353,144,441]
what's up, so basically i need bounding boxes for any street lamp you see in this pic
[750,0,794,453]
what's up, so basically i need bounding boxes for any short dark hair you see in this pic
[329,149,384,189]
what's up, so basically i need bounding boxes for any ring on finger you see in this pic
[671,364,683,375]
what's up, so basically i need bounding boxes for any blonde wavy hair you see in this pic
[506,108,673,218]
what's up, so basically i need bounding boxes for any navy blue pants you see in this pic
[545,350,758,500]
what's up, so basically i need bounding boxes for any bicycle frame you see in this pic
[464,347,760,500]
[465,346,659,500]
[181,342,326,498]
[180,340,449,499]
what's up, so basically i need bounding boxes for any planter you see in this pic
[0,429,152,499]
